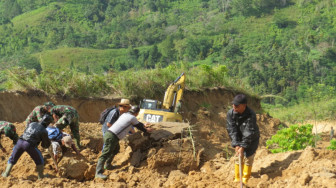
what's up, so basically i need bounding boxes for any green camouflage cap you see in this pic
[44,101,55,107]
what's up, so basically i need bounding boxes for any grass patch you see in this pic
[34,47,128,73]
[262,98,336,123]
[12,3,57,28]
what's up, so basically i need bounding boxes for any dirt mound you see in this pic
[147,138,203,173]
[253,146,336,187]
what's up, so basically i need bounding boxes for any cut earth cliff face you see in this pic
[0,87,260,123]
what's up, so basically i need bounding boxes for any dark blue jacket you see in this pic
[226,106,260,157]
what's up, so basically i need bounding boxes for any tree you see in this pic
[147,45,161,68]
[160,35,176,63]
[2,0,22,19]
[126,46,139,68]
[18,56,42,73]
[230,0,254,16]
[147,0,157,12]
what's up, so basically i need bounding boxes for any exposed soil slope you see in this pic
[0,87,260,123]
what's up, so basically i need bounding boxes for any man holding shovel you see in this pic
[226,94,260,185]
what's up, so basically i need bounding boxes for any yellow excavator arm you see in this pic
[137,73,185,123]
[162,73,185,111]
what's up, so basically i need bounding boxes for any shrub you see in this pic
[327,139,336,150]
[266,124,316,153]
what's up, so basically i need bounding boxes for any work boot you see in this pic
[234,164,240,182]
[95,160,107,180]
[36,165,48,179]
[1,163,14,177]
[242,165,252,184]
[104,163,114,170]
[104,156,115,170]
[74,138,81,150]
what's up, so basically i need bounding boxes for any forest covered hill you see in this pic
[0,0,335,107]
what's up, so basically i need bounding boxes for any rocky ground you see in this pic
[1,109,335,188]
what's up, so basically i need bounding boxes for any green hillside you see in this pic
[34,47,129,73]
[0,0,335,108]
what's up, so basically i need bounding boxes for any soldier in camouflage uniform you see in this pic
[0,121,19,153]
[51,105,80,149]
[25,101,55,126]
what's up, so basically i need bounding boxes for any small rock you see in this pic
[65,160,89,181]
[188,171,196,176]
[53,178,64,187]
[312,172,336,178]
[130,149,142,167]
[147,148,156,158]
[84,164,96,180]
[260,174,269,181]
[128,166,135,174]
[108,172,119,181]
[114,146,132,166]
[298,173,311,186]
[200,162,214,173]
[257,181,269,188]
[129,180,137,187]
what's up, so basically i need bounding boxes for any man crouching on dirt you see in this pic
[226,94,260,185]
[95,105,153,180]
[0,121,19,153]
[1,114,53,179]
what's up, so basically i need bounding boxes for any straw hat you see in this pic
[118,99,131,106]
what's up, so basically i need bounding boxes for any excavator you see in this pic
[137,72,185,123]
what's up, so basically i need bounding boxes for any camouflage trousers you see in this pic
[56,114,80,149]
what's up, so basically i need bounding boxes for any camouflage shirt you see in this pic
[51,105,79,125]
[25,105,49,126]
[0,121,19,149]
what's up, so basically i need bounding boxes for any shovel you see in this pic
[239,153,243,188]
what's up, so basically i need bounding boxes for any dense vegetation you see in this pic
[4,63,234,100]
[0,0,335,119]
